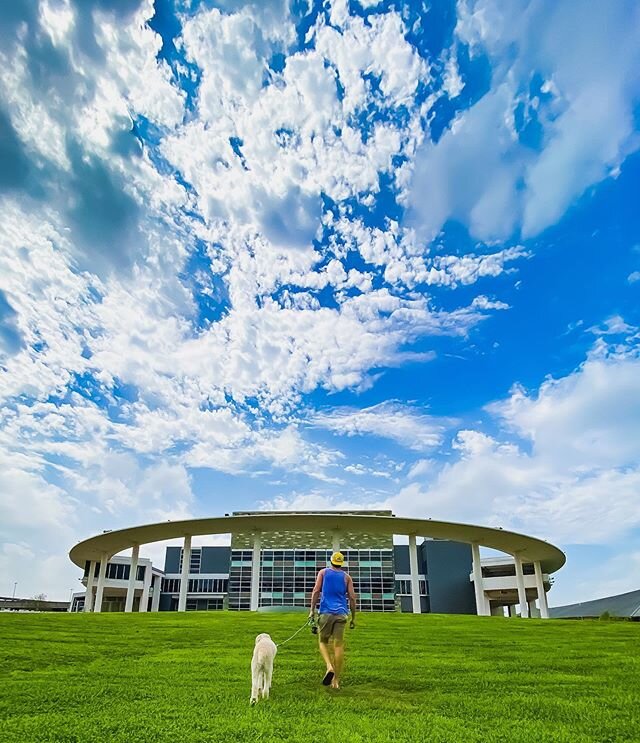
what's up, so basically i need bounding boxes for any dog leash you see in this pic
[276,617,313,648]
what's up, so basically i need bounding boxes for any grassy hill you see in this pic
[1,611,638,742]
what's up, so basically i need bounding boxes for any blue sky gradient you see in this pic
[1,0,639,604]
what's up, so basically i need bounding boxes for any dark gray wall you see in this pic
[164,546,180,573]
[159,594,174,612]
[400,595,430,613]
[164,546,230,573]
[422,540,475,614]
[393,545,427,574]
[201,547,231,573]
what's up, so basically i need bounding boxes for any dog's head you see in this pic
[255,632,271,644]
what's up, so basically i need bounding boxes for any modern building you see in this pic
[71,553,163,613]
[69,510,565,618]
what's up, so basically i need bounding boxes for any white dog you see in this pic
[250,633,278,705]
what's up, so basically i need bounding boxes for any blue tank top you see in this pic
[319,568,348,614]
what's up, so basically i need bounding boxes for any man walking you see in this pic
[309,551,357,689]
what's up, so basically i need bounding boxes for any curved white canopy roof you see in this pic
[69,513,566,574]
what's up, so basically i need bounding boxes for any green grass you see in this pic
[1,612,638,742]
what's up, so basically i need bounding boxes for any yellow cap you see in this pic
[330,551,344,566]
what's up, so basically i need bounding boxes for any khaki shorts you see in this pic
[318,613,348,643]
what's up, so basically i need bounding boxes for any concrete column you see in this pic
[528,600,539,618]
[93,554,108,613]
[331,531,340,553]
[250,532,261,612]
[408,534,421,614]
[84,560,96,612]
[534,561,549,619]
[509,604,517,617]
[151,574,161,612]
[124,545,139,613]
[514,553,529,618]
[471,543,489,616]
[491,605,505,617]
[178,535,192,612]
[139,563,152,613]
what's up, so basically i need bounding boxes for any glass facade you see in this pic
[161,577,228,594]
[228,548,396,612]
[228,550,253,611]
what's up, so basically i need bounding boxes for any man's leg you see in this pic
[318,637,334,674]
[317,615,335,676]
[331,639,344,688]
[330,617,347,688]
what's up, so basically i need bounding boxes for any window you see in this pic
[190,549,201,574]
[106,563,131,580]
[162,578,180,593]
[179,548,202,574]
[187,578,228,593]
[395,579,428,596]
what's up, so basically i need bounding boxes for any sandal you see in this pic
[322,670,335,686]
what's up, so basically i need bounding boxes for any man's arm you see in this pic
[309,569,324,617]
[346,574,357,626]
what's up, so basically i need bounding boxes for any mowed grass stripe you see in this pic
[1,612,638,742]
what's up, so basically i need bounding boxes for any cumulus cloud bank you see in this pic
[0,0,637,602]
[409,0,640,241]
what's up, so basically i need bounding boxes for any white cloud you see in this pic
[442,51,465,99]
[311,402,454,452]
[186,425,345,483]
[260,490,347,513]
[0,450,77,533]
[491,353,640,471]
[344,463,392,479]
[0,546,77,603]
[587,315,637,337]
[381,344,640,545]
[3,0,619,606]
[0,0,513,485]
[329,217,527,289]
[406,458,434,479]
[409,0,640,241]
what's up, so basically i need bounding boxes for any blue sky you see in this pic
[1,0,639,605]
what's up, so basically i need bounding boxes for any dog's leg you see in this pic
[250,662,259,705]
[264,662,272,699]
